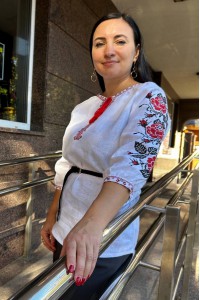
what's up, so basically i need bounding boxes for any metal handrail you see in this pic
[106,172,194,300]
[0,175,55,196]
[0,151,62,197]
[9,150,198,300]
[0,151,62,167]
[0,150,62,259]
[0,149,197,198]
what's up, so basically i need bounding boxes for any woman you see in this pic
[41,12,170,299]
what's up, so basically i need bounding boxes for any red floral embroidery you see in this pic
[147,156,156,171]
[146,92,152,99]
[128,90,169,179]
[146,122,164,139]
[139,119,148,127]
[151,96,167,114]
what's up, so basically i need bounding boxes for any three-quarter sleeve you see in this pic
[104,87,170,196]
[54,156,72,189]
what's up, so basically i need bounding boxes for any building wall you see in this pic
[0,0,118,271]
[178,99,199,131]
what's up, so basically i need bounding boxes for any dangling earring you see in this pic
[131,62,137,79]
[91,69,97,82]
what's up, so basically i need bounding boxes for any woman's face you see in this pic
[92,18,139,83]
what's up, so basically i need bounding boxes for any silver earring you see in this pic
[91,69,97,82]
[131,63,137,79]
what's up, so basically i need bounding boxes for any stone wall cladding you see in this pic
[0,0,118,274]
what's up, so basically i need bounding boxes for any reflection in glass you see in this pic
[0,0,32,123]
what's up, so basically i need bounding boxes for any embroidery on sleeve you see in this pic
[128,91,169,179]
[104,176,134,194]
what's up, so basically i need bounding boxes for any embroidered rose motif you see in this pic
[147,156,156,171]
[139,119,148,127]
[146,122,164,139]
[128,90,169,179]
[146,92,152,99]
[151,95,167,114]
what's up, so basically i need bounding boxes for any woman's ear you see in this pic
[133,45,140,63]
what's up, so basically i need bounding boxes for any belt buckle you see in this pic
[79,168,82,174]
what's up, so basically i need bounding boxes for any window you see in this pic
[0,0,36,130]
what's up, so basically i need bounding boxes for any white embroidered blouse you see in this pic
[52,81,170,257]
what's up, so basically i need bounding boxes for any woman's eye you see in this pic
[95,42,104,48]
[116,40,126,45]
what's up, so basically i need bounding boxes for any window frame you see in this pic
[0,0,36,130]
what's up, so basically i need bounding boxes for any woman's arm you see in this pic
[41,188,61,252]
[60,181,129,284]
[41,154,71,251]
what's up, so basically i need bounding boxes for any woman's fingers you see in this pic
[41,227,56,252]
[88,241,99,278]
[50,233,56,250]
[41,234,53,251]
[61,238,77,276]
[60,219,103,285]
[83,244,94,279]
[42,236,54,252]
[40,212,57,251]
[62,234,100,285]
[73,242,87,285]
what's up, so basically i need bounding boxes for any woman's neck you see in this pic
[103,77,138,97]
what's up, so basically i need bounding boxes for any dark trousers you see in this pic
[53,240,132,300]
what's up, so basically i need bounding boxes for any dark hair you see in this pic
[89,12,152,92]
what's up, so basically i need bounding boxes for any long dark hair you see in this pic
[89,12,152,92]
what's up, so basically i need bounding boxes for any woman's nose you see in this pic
[104,43,115,58]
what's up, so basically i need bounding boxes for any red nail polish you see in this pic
[75,277,82,286]
[81,278,86,285]
[67,264,75,274]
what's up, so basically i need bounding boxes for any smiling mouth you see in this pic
[102,61,118,66]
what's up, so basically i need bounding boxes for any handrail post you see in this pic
[23,154,35,259]
[181,169,199,300]
[157,205,181,300]
[7,151,198,300]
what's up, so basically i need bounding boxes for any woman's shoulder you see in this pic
[131,82,168,113]
[139,81,166,95]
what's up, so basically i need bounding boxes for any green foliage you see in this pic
[0,87,8,95]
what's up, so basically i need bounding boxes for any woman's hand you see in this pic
[41,213,56,252]
[60,182,129,286]
[60,218,103,286]
[41,188,61,252]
